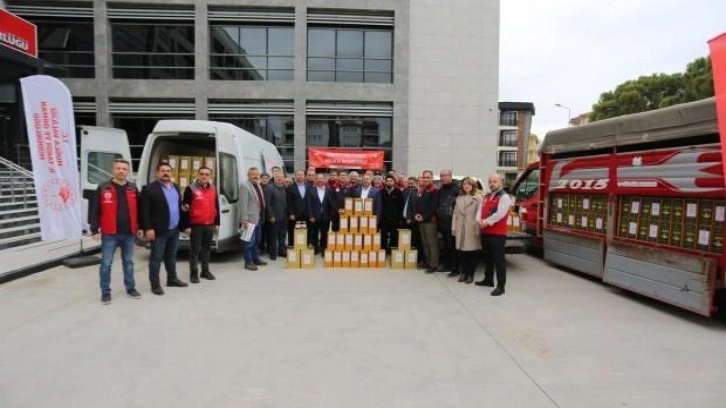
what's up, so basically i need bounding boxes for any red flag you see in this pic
[709,33,726,191]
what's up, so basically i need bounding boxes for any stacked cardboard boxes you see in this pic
[324,198,387,268]
[390,229,418,270]
[166,155,217,188]
[616,196,725,254]
[549,193,608,234]
[287,228,316,269]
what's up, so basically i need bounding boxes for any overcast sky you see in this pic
[499,0,726,140]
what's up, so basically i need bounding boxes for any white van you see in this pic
[80,120,285,252]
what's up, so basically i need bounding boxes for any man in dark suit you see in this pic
[287,169,309,245]
[264,171,289,260]
[350,173,381,215]
[378,174,403,252]
[140,162,188,295]
[307,173,337,254]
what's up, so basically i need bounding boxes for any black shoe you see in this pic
[465,275,474,284]
[425,267,437,273]
[245,263,258,271]
[270,256,277,261]
[190,275,200,284]
[457,274,466,282]
[201,271,216,280]
[475,280,495,287]
[279,251,288,258]
[437,266,449,272]
[101,293,111,305]
[127,289,141,299]
[151,286,165,296]
[447,271,460,278]
[491,287,505,296]
[253,260,267,266]
[417,262,427,268]
[167,278,189,287]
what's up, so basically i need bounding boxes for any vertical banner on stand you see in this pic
[20,75,82,240]
[709,33,726,191]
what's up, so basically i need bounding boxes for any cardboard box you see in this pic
[363,198,374,216]
[324,250,333,268]
[372,233,381,251]
[178,176,190,189]
[354,199,364,215]
[179,156,191,172]
[391,249,405,269]
[360,252,369,268]
[287,249,301,269]
[342,251,351,268]
[369,251,378,268]
[166,155,179,170]
[369,216,377,233]
[301,248,315,269]
[378,250,386,268]
[350,251,360,267]
[353,234,363,251]
[339,217,349,233]
[204,156,216,171]
[333,251,342,268]
[398,229,412,251]
[359,216,369,234]
[335,233,345,251]
[344,233,354,251]
[294,229,308,250]
[344,197,354,215]
[327,231,337,251]
[405,250,419,269]
[349,216,359,233]
[191,156,204,172]
[363,234,373,251]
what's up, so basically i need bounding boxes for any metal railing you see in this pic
[0,156,36,208]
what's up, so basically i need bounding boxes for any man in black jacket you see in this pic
[379,175,403,252]
[287,169,309,245]
[307,173,337,254]
[264,172,289,260]
[437,169,460,274]
[412,170,440,273]
[140,162,188,295]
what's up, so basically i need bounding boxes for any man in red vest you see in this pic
[90,159,144,305]
[182,166,220,283]
[476,174,512,296]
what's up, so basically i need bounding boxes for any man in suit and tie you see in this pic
[140,162,188,295]
[287,169,309,245]
[264,171,289,260]
[239,167,268,271]
[351,173,382,216]
[307,173,337,254]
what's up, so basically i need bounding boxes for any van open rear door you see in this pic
[215,131,240,252]
[79,126,132,233]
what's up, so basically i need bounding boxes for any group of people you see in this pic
[92,160,511,305]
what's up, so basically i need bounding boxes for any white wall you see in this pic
[406,0,500,178]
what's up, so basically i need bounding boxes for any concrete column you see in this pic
[93,0,110,126]
[195,2,209,120]
[293,3,307,171]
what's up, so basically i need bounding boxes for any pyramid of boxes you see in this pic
[287,226,316,269]
[325,198,387,268]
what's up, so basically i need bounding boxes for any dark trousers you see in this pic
[439,223,458,271]
[331,213,340,232]
[259,221,269,252]
[267,219,288,256]
[149,228,180,286]
[481,234,506,288]
[458,250,478,278]
[310,219,331,251]
[189,225,213,277]
[409,222,424,262]
[380,220,399,251]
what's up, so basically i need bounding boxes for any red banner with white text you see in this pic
[709,33,726,192]
[0,9,38,58]
[308,148,385,170]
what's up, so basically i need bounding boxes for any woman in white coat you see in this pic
[451,177,483,283]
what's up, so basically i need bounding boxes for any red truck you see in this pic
[510,97,725,316]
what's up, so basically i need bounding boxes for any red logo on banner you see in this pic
[308,148,385,170]
[708,32,726,192]
[0,9,38,58]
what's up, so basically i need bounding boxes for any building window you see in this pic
[209,114,295,173]
[210,25,294,81]
[500,111,517,127]
[499,131,518,147]
[308,28,393,83]
[111,23,195,79]
[306,116,392,168]
[498,151,517,167]
[33,19,95,78]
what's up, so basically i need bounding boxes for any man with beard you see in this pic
[378,175,403,252]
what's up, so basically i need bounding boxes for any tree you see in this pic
[589,57,713,121]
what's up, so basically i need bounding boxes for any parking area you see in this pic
[1,250,725,408]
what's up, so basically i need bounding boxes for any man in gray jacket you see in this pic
[239,167,268,271]
[264,171,289,260]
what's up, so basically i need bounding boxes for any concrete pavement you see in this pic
[1,249,725,408]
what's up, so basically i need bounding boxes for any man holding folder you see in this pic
[239,167,268,271]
